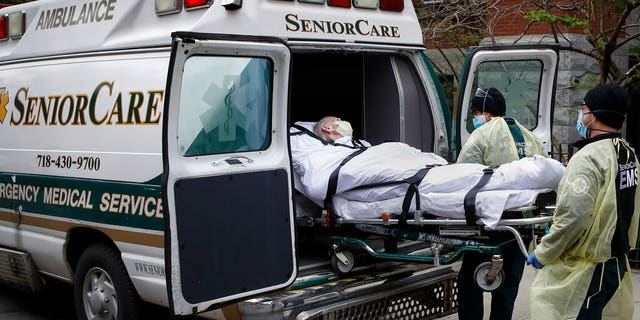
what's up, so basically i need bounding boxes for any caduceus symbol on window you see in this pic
[223,84,236,136]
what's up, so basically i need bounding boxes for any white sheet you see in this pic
[290,122,565,228]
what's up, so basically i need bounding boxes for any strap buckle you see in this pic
[483,165,499,174]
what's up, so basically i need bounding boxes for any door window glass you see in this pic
[466,60,542,133]
[178,56,273,156]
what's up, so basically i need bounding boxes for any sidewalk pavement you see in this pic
[439,267,640,320]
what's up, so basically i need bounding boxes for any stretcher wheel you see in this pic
[331,250,355,274]
[473,261,505,292]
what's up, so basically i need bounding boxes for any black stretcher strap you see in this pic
[291,123,366,149]
[324,147,368,209]
[325,165,436,225]
[398,166,434,225]
[293,123,435,225]
[348,139,368,148]
[347,179,410,191]
[463,165,499,225]
[344,165,441,193]
[292,123,369,226]
[291,124,328,145]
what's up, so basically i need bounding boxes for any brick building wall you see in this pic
[491,0,585,36]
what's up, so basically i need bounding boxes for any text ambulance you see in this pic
[0,0,558,319]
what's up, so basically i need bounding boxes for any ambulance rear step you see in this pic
[0,246,45,292]
[238,263,459,320]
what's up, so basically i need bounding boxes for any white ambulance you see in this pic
[0,0,559,319]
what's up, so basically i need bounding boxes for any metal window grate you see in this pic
[308,275,458,320]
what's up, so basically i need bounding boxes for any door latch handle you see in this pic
[212,156,254,166]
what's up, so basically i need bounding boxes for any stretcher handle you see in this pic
[490,225,530,258]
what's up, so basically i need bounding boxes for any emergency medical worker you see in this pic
[457,87,546,320]
[528,84,639,319]
[457,87,546,164]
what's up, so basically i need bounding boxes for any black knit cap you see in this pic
[471,87,506,116]
[584,84,630,129]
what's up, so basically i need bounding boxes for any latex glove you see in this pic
[526,252,544,269]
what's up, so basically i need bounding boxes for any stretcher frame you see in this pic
[325,205,554,291]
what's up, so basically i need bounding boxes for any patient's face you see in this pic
[321,116,347,141]
[320,117,338,131]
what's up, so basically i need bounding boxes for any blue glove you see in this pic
[526,252,544,269]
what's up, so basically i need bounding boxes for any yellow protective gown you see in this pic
[457,117,546,165]
[531,137,640,319]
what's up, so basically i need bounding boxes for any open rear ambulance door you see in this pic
[162,32,296,315]
[455,45,559,157]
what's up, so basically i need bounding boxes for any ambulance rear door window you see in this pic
[177,56,273,156]
[465,59,543,134]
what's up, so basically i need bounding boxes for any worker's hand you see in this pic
[526,252,544,269]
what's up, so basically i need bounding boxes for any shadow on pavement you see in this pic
[0,278,199,320]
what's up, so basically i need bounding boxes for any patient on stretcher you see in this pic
[290,116,565,228]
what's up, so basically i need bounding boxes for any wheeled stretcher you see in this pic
[290,123,562,290]
[325,197,554,291]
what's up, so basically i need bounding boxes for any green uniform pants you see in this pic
[576,255,627,320]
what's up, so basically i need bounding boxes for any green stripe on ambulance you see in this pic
[0,173,163,231]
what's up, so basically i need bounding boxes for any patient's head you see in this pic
[314,116,353,142]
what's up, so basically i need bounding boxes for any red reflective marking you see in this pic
[380,0,404,11]
[327,0,351,8]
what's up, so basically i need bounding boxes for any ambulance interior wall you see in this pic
[288,52,437,249]
[289,52,434,151]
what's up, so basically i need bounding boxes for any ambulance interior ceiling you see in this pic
[289,52,434,151]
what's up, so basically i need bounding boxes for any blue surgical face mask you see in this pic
[576,110,594,139]
[472,115,487,128]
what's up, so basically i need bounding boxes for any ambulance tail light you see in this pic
[301,0,400,11]
[327,0,351,8]
[8,11,24,39]
[185,0,213,10]
[0,15,7,41]
[379,0,404,11]
[156,0,212,15]
[353,0,378,9]
[155,0,182,15]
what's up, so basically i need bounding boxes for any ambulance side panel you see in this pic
[0,49,171,305]
[0,0,459,316]
[0,0,425,62]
